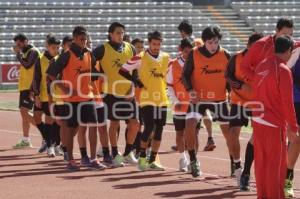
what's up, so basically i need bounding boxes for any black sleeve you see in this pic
[130,44,136,56]
[92,45,105,61]
[119,68,144,88]
[46,51,70,77]
[32,57,42,96]
[225,54,244,90]
[17,49,39,69]
[182,51,195,91]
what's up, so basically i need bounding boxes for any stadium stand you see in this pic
[0,1,248,64]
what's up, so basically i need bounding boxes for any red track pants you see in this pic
[253,121,287,199]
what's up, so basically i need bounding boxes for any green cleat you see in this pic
[13,140,32,149]
[112,154,125,168]
[138,157,148,171]
[148,162,165,171]
[284,179,294,198]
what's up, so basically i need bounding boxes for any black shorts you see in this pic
[173,115,201,132]
[187,101,229,123]
[34,102,50,116]
[229,104,252,128]
[52,103,72,118]
[140,106,167,127]
[19,90,33,109]
[103,94,137,121]
[66,101,97,128]
[294,102,300,125]
[95,104,107,125]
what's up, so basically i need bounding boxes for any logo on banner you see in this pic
[7,66,19,81]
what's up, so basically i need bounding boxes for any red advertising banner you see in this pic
[1,64,20,83]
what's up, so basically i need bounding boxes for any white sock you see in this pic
[180,151,187,159]
[22,137,30,142]
[234,159,241,163]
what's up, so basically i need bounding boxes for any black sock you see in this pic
[188,150,196,162]
[208,136,213,141]
[140,148,146,158]
[102,147,110,157]
[149,151,157,164]
[286,168,294,181]
[37,122,47,140]
[124,143,133,156]
[242,142,254,176]
[133,131,141,150]
[112,146,118,158]
[52,123,61,146]
[62,146,67,153]
[234,161,241,169]
[44,123,52,148]
[80,147,88,159]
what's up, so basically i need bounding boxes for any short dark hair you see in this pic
[178,20,193,35]
[46,34,61,45]
[13,33,28,42]
[201,26,222,42]
[276,17,294,31]
[123,34,131,42]
[72,26,87,37]
[108,22,125,40]
[180,38,194,50]
[275,35,294,54]
[131,38,144,46]
[148,31,163,42]
[62,35,73,45]
[247,32,264,46]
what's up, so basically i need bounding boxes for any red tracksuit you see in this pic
[246,55,298,199]
[241,35,275,80]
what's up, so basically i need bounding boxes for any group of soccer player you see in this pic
[12,17,300,199]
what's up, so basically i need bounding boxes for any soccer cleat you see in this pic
[123,152,138,164]
[88,159,106,170]
[179,157,189,172]
[47,147,56,158]
[138,157,148,171]
[103,155,113,166]
[148,162,165,171]
[240,174,251,191]
[190,160,202,178]
[38,140,47,153]
[67,160,80,172]
[203,139,216,151]
[112,154,125,167]
[13,139,32,149]
[80,156,91,167]
[54,145,64,156]
[284,179,294,198]
[234,168,243,187]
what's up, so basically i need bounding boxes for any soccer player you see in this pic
[47,26,101,171]
[32,34,61,157]
[167,38,195,172]
[12,33,40,149]
[226,32,263,190]
[182,26,231,177]
[93,22,139,167]
[177,20,215,151]
[247,35,298,199]
[119,31,170,171]
[241,17,295,195]
[284,43,300,198]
